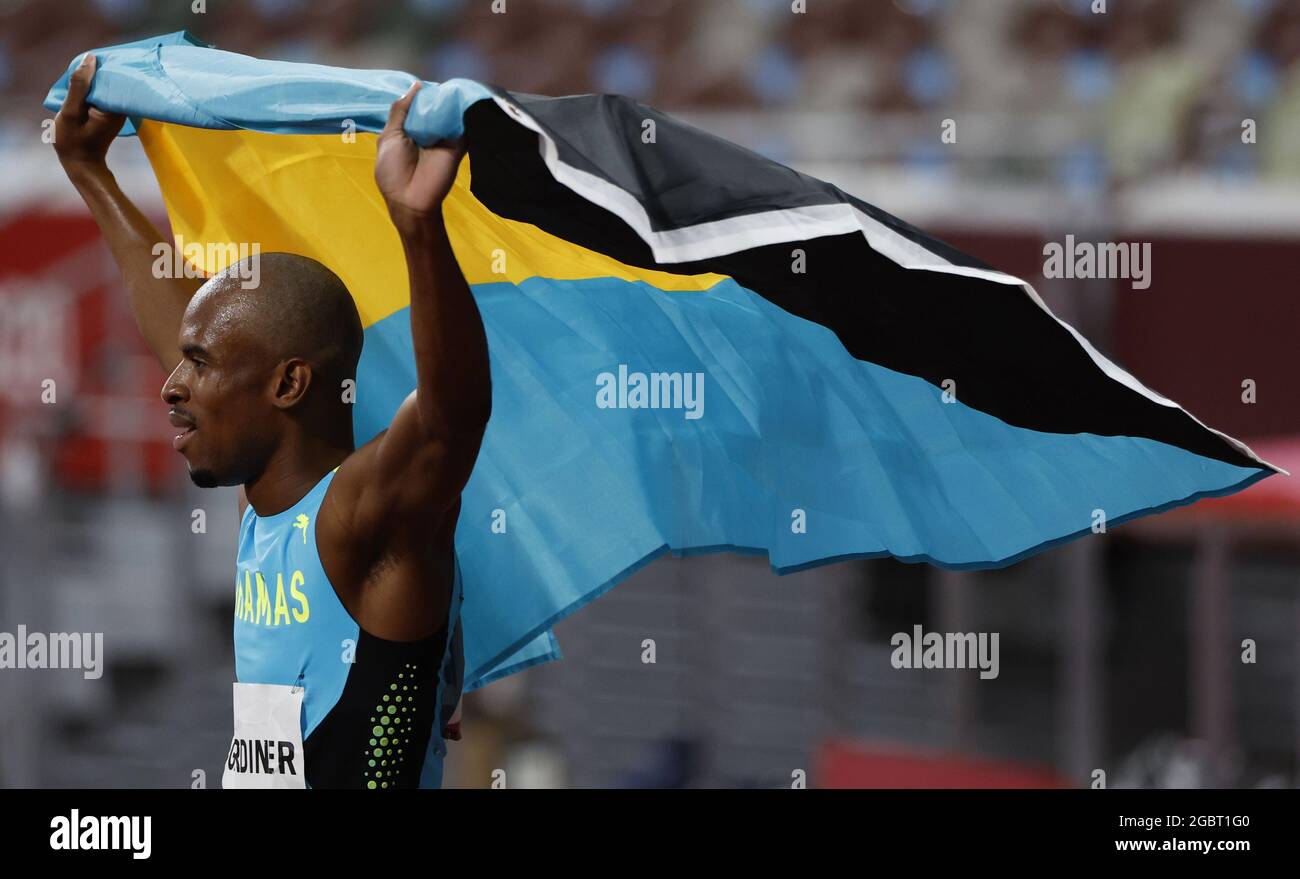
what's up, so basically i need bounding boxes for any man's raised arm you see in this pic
[330,81,491,542]
[376,83,491,446]
[53,54,201,374]
[53,54,235,511]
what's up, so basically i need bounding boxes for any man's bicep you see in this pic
[339,391,483,537]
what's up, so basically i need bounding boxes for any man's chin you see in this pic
[188,467,220,489]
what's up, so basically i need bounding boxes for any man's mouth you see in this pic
[172,426,197,452]
[168,410,197,451]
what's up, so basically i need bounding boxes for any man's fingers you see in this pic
[429,138,467,164]
[63,54,95,113]
[87,106,127,135]
[383,80,421,136]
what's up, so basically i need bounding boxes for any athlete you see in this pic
[53,55,483,789]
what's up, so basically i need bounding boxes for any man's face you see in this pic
[161,285,276,488]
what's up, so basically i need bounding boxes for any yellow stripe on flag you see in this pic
[137,121,727,328]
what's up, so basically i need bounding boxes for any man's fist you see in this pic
[374,80,466,232]
[53,55,126,169]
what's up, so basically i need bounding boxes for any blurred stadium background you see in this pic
[2,0,1299,788]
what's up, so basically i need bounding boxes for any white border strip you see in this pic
[490,94,1282,474]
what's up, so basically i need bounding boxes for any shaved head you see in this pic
[207,252,363,389]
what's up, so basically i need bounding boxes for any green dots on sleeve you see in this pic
[358,661,441,788]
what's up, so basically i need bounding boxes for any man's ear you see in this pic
[271,358,313,409]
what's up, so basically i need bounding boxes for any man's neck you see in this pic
[244,437,352,516]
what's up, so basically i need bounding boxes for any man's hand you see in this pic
[375,81,466,233]
[53,55,127,171]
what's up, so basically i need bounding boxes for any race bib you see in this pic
[222,682,307,789]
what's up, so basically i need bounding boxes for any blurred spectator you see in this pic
[1008,3,1108,110]
[1101,0,1213,183]
[1257,0,1300,177]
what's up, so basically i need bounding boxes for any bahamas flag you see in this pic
[46,32,1280,690]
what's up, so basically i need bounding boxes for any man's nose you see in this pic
[161,363,188,405]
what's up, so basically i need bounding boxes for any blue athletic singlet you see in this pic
[234,467,464,789]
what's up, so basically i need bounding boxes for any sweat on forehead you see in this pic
[188,252,364,371]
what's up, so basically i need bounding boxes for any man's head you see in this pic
[161,252,364,488]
